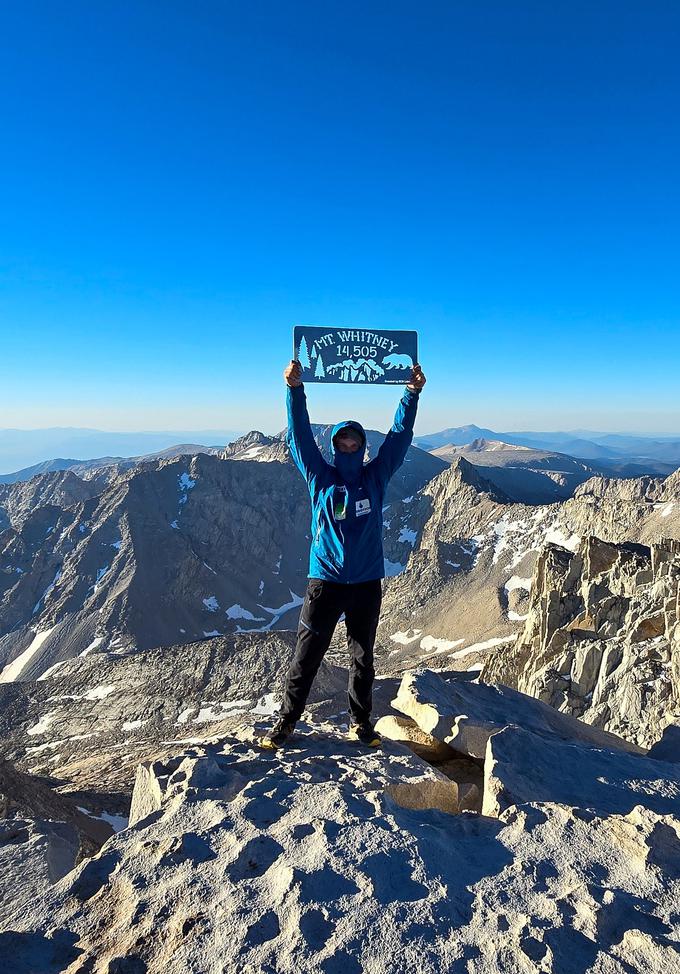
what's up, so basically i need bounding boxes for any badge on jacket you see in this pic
[355,498,371,517]
[333,485,348,520]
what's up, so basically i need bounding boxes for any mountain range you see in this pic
[0,428,243,478]
[415,423,680,467]
[3,423,679,482]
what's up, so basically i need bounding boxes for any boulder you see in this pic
[482,724,680,818]
[648,724,680,763]
[0,759,113,853]
[392,669,644,760]
[373,714,456,762]
[0,818,81,928]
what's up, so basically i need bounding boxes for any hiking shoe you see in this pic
[259,717,296,750]
[347,721,381,747]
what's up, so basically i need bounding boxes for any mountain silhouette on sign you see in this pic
[326,358,386,382]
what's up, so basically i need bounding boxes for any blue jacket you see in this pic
[286,383,420,583]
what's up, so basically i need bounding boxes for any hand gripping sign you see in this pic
[293,325,418,385]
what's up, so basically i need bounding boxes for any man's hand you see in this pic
[407,363,426,393]
[284,359,303,388]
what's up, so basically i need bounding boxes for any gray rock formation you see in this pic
[0,760,112,853]
[482,723,680,817]
[482,535,680,748]
[392,668,644,758]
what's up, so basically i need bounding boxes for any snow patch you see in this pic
[420,635,465,653]
[32,568,62,615]
[492,517,529,565]
[453,634,518,657]
[252,693,280,716]
[84,685,116,701]
[178,471,196,491]
[390,629,423,645]
[0,625,57,683]
[235,591,304,633]
[203,596,220,612]
[37,659,69,681]
[192,700,251,724]
[505,576,532,594]
[27,712,56,736]
[398,527,417,546]
[544,524,581,552]
[384,558,405,577]
[92,565,109,594]
[79,635,104,657]
[239,446,265,460]
[226,604,266,621]
[26,739,64,754]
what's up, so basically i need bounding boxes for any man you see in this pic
[260,357,426,749]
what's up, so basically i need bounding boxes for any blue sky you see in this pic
[1,1,678,436]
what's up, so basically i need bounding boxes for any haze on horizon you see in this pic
[1,2,678,436]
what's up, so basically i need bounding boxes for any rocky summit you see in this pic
[2,671,680,974]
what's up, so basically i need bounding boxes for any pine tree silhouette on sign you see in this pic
[314,354,326,378]
[298,335,311,369]
[311,345,318,360]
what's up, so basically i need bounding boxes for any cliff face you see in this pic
[482,536,680,748]
[0,454,316,678]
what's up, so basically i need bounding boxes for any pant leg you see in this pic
[279,578,344,722]
[344,579,382,724]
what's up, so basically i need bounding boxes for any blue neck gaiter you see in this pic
[331,420,366,486]
[333,448,365,485]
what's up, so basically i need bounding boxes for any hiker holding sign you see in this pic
[260,357,426,749]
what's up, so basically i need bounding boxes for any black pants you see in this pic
[280,577,383,724]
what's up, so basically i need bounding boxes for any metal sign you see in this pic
[292,325,418,385]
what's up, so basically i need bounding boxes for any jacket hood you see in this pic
[330,420,367,485]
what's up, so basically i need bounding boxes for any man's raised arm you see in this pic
[372,363,427,486]
[284,359,328,485]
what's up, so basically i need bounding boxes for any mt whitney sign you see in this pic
[292,325,418,385]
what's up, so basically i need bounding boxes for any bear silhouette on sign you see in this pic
[382,352,413,370]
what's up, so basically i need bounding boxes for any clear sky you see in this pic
[1,1,678,437]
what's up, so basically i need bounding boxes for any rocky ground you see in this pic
[1,668,679,974]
